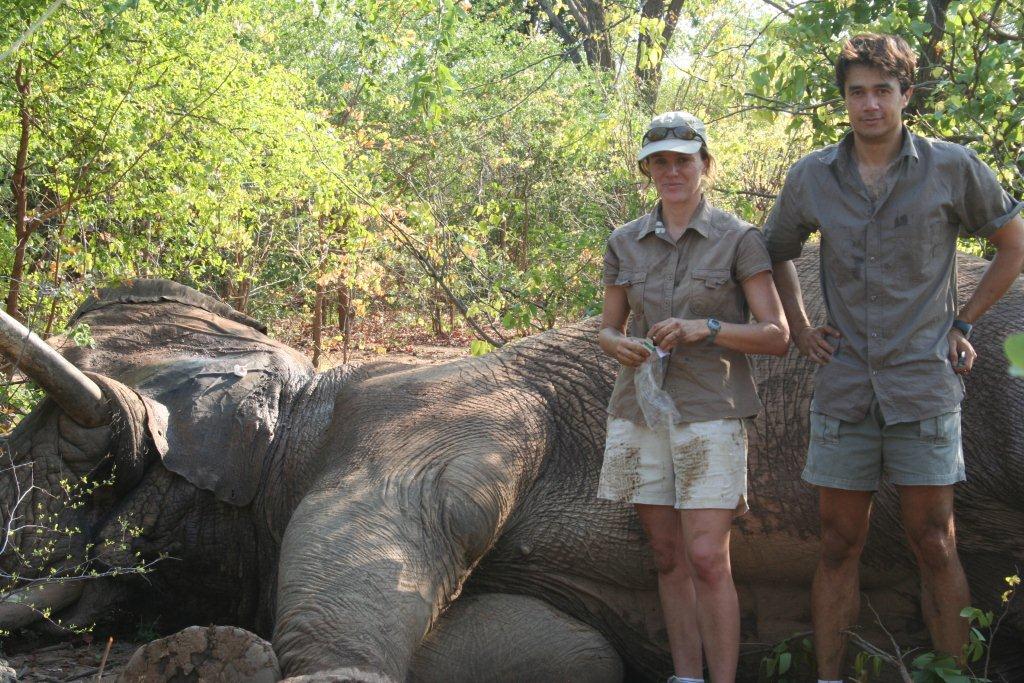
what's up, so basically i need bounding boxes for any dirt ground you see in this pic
[3,637,138,682]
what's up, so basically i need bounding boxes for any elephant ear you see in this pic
[63,280,315,506]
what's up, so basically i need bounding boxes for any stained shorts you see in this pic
[597,416,748,514]
[803,401,965,491]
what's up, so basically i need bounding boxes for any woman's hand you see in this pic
[612,337,650,367]
[647,318,710,351]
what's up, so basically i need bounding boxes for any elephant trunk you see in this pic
[0,579,84,630]
[0,308,108,428]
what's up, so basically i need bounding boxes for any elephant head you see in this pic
[0,280,314,634]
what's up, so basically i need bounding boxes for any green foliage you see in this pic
[959,606,992,667]
[759,634,815,682]
[469,339,495,356]
[909,651,979,683]
[0,462,159,635]
[66,322,94,349]
[134,615,160,642]
[1005,335,1024,377]
[748,0,1024,197]
[0,381,43,434]
[852,648,885,682]
[0,0,1016,354]
[760,572,1021,683]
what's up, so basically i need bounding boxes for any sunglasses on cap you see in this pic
[642,125,704,146]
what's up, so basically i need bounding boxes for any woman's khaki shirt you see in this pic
[603,198,772,425]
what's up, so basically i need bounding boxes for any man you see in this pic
[763,33,1024,683]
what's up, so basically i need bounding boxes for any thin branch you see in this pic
[864,596,915,683]
[0,0,66,64]
[758,0,796,18]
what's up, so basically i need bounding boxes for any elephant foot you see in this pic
[408,593,624,683]
[118,624,280,682]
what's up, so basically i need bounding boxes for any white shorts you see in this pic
[597,416,748,514]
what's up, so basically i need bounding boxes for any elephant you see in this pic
[0,245,1021,682]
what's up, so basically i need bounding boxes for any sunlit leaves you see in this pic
[749,0,1024,196]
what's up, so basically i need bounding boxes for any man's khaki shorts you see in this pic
[803,401,965,491]
[598,416,748,514]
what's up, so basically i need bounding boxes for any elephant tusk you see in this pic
[0,309,108,428]
[0,580,83,630]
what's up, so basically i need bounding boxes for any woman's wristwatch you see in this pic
[707,318,721,344]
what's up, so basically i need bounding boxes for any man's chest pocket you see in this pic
[615,270,647,315]
[687,268,733,317]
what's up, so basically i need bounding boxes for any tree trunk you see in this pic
[908,0,952,118]
[312,283,324,369]
[337,284,348,335]
[6,60,32,321]
[43,234,62,337]
[337,284,353,365]
[634,0,685,112]
[541,0,613,70]
[580,0,613,69]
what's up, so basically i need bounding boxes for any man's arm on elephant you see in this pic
[948,215,1024,373]
[763,164,837,364]
[771,261,839,365]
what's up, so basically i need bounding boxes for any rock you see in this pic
[117,625,279,682]
[0,658,15,683]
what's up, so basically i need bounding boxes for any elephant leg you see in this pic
[273,416,550,679]
[272,383,553,680]
[408,593,624,683]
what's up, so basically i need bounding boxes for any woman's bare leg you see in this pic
[636,503,703,678]
[680,508,738,682]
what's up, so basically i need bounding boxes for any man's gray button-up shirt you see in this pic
[764,128,1023,424]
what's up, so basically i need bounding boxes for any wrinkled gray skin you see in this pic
[1,246,1022,682]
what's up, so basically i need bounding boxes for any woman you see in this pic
[597,111,789,683]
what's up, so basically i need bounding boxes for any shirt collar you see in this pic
[636,197,712,241]
[823,125,919,168]
[897,126,920,162]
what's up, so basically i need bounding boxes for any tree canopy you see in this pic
[1,0,1019,362]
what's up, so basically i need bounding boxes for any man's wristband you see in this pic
[951,319,973,339]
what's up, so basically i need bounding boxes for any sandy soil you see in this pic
[3,638,137,682]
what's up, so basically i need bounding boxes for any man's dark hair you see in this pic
[835,33,917,96]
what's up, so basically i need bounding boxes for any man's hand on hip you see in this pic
[795,325,841,365]
[947,329,976,375]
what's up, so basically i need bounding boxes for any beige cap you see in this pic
[638,111,708,161]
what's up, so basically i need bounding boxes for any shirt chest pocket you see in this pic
[614,270,647,316]
[889,217,955,285]
[688,268,733,317]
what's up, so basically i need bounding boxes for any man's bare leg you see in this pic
[898,485,970,660]
[812,487,873,679]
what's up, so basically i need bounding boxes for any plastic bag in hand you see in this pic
[633,339,679,430]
